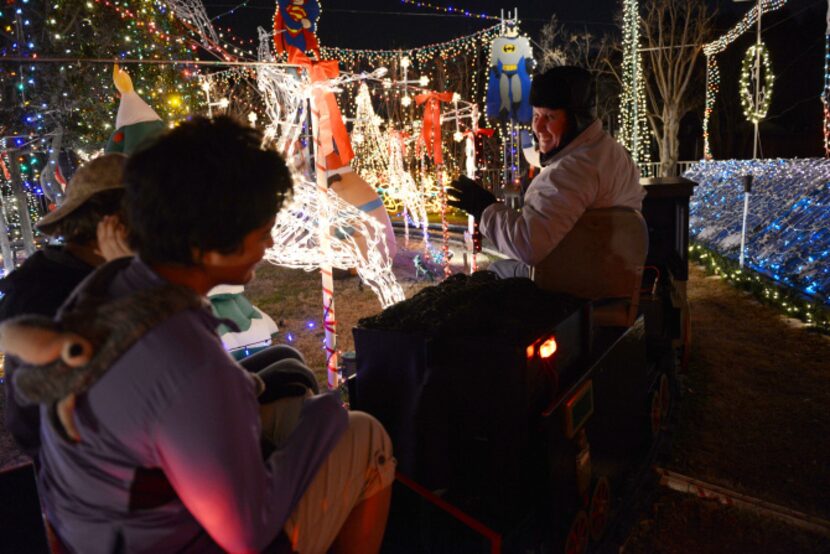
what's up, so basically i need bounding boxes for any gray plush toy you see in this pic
[0,258,205,441]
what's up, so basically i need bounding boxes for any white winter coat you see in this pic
[479,120,645,266]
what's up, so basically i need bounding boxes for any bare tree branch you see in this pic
[640,0,716,175]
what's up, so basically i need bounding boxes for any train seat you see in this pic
[531,207,649,327]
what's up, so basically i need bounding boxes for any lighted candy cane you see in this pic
[303,64,343,389]
[312,120,339,388]
[463,109,495,274]
[454,98,479,273]
[415,90,454,277]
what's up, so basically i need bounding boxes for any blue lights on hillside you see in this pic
[685,159,830,305]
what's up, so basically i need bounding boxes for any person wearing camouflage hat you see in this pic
[0,153,131,460]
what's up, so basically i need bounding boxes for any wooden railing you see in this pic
[638,160,699,178]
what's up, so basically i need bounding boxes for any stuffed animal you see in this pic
[0,258,204,441]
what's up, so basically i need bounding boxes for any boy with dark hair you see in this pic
[0,153,130,460]
[36,116,394,554]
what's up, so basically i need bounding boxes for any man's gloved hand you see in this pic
[447,175,497,221]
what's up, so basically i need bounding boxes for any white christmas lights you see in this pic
[264,176,405,309]
[739,43,774,124]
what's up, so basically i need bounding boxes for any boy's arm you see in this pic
[152,358,346,553]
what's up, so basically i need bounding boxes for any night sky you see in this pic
[202,0,621,47]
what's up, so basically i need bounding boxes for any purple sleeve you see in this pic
[152,361,347,553]
[2,356,42,459]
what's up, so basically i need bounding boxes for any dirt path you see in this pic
[672,264,830,518]
[624,263,830,552]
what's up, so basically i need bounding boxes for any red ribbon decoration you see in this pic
[289,49,354,168]
[0,154,11,181]
[389,130,411,159]
[415,91,454,165]
[463,127,496,140]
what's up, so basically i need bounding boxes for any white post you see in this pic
[202,78,213,118]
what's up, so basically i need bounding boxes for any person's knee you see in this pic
[345,411,395,494]
[346,411,391,447]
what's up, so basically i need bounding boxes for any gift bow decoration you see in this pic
[415,91,454,165]
[464,127,496,140]
[290,49,354,168]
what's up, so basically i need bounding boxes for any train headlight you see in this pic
[539,337,558,358]
[526,335,558,360]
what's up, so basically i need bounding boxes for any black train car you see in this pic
[349,177,695,554]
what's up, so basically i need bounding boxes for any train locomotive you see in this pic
[348,177,696,553]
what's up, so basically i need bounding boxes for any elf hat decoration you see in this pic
[105,64,166,155]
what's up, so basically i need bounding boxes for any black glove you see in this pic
[447,175,496,221]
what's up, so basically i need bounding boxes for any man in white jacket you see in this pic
[449,66,645,278]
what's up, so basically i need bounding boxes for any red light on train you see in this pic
[539,337,558,359]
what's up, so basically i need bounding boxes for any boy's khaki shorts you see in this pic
[277,409,395,553]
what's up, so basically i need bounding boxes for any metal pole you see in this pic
[203,80,213,119]
[739,175,753,268]
[753,0,762,159]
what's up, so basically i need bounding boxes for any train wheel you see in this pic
[650,385,662,438]
[658,373,671,420]
[564,510,589,554]
[680,301,692,373]
[588,477,611,541]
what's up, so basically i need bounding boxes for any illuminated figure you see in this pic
[486,24,534,123]
[273,0,321,55]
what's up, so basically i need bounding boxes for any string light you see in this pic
[319,24,500,69]
[823,31,830,156]
[264,175,405,309]
[618,0,651,167]
[399,0,501,21]
[386,130,429,241]
[0,143,40,273]
[685,159,830,311]
[701,0,787,159]
[702,0,787,58]
[351,82,389,192]
[739,43,774,124]
[690,244,829,333]
[702,55,720,160]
